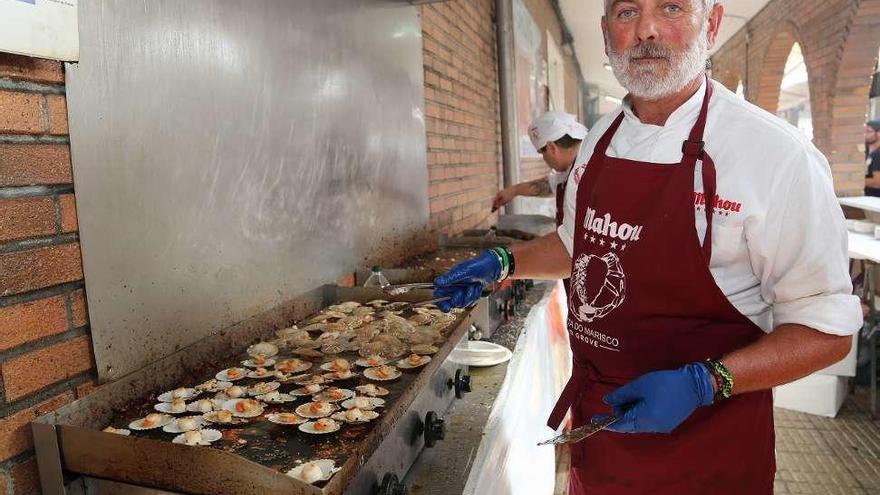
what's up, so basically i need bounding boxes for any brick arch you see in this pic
[752,22,803,113]
[829,0,880,196]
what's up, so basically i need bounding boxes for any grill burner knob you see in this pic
[448,368,472,399]
[377,473,407,495]
[423,410,446,448]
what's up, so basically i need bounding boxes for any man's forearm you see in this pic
[721,324,852,395]
[509,232,571,280]
[866,175,880,188]
[517,178,554,198]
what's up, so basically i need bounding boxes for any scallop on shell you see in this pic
[222,399,264,418]
[247,342,279,358]
[355,384,389,397]
[298,418,341,435]
[331,408,380,424]
[216,368,247,381]
[341,396,385,410]
[396,354,432,369]
[266,412,308,425]
[195,379,233,392]
[172,429,222,446]
[163,415,205,433]
[314,388,355,403]
[286,459,340,484]
[129,413,172,430]
[363,366,402,381]
[295,401,338,419]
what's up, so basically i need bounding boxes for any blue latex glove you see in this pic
[592,362,715,434]
[433,250,502,312]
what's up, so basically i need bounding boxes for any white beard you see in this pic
[608,21,709,101]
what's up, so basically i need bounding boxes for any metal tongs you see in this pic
[537,415,621,446]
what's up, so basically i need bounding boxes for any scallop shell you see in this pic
[298,420,341,435]
[247,381,280,397]
[286,459,340,484]
[267,412,308,425]
[321,371,359,382]
[293,347,325,358]
[154,401,188,414]
[363,366,402,381]
[247,342,279,358]
[242,357,277,368]
[314,388,355,403]
[341,396,385,410]
[195,379,233,392]
[331,409,380,424]
[355,384,389,397]
[409,344,439,355]
[202,410,248,425]
[291,385,325,397]
[366,299,388,306]
[129,414,172,430]
[292,374,327,386]
[247,368,275,379]
[274,359,312,374]
[256,391,295,404]
[158,388,200,402]
[295,401,338,419]
[222,399,265,418]
[172,429,222,446]
[396,355,432,369]
[319,360,351,373]
[162,416,206,433]
[101,426,131,436]
[216,368,247,381]
[355,356,389,367]
[187,398,222,413]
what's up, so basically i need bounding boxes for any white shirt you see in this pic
[558,78,861,336]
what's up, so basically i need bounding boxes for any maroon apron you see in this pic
[548,79,775,494]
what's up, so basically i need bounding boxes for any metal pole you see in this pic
[496,0,520,214]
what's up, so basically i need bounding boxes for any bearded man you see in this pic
[432,1,861,493]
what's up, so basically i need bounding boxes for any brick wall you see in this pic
[711,0,880,196]
[0,53,96,495]
[420,0,502,236]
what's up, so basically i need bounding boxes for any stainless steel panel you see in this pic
[65,0,428,381]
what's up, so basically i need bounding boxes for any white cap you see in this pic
[528,111,588,151]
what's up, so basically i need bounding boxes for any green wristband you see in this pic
[705,359,734,401]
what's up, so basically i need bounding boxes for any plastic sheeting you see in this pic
[463,282,572,495]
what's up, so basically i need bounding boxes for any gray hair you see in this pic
[605,0,717,14]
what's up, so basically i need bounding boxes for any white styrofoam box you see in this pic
[773,374,849,418]
[816,334,858,377]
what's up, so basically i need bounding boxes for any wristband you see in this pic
[487,248,508,281]
[491,246,514,281]
[705,359,734,401]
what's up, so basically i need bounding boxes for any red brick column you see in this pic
[0,53,97,495]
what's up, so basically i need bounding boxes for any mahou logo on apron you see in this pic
[571,207,643,323]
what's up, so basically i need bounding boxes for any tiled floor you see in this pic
[774,389,880,494]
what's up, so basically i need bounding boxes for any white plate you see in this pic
[354,385,389,397]
[157,388,200,402]
[216,368,247,381]
[295,402,338,419]
[129,414,172,430]
[449,341,512,367]
[256,391,296,404]
[274,359,312,374]
[162,416,206,433]
[314,388,355,403]
[363,367,402,381]
[196,380,233,392]
[154,402,188,414]
[172,429,222,445]
[266,412,308,425]
[286,459,340,484]
[298,420,341,435]
[341,397,385,410]
[355,357,389,368]
[396,355,432,369]
[247,381,280,397]
[331,410,380,424]
[242,358,277,369]
[222,399,265,418]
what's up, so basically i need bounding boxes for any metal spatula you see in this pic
[537,415,621,446]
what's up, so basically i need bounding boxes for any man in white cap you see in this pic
[492,111,588,229]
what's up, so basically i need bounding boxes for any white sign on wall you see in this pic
[0,0,78,61]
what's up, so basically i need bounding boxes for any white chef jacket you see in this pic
[557,78,862,336]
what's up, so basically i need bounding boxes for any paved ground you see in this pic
[774,389,880,494]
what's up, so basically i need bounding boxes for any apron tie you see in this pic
[547,358,600,429]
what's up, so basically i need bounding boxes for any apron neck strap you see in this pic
[681,76,716,261]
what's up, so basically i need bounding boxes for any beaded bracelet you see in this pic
[705,358,734,401]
